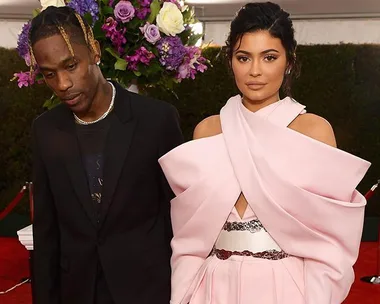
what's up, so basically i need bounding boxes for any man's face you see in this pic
[33,34,100,115]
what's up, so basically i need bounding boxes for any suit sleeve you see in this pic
[32,120,60,304]
[158,105,184,245]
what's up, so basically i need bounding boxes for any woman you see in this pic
[159,2,370,304]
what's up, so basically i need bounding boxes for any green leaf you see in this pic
[151,48,159,57]
[93,21,105,40]
[133,70,142,77]
[182,7,195,24]
[179,28,192,44]
[43,95,60,110]
[32,8,40,18]
[101,0,109,5]
[102,6,114,15]
[115,58,128,71]
[83,12,93,26]
[105,47,121,59]
[35,73,44,82]
[145,62,163,76]
[128,17,144,30]
[188,33,203,46]
[105,48,127,71]
[147,0,161,23]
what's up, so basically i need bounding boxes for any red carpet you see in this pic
[0,237,379,303]
[0,237,31,304]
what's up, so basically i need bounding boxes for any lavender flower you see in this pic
[68,0,99,22]
[140,23,160,44]
[156,36,186,71]
[138,0,152,7]
[176,46,207,81]
[114,1,135,23]
[125,47,155,71]
[136,7,150,19]
[17,22,31,65]
[101,17,127,55]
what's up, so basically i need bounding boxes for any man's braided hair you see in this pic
[29,6,98,71]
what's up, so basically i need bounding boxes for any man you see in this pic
[30,6,183,304]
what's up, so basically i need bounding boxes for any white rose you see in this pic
[40,0,66,11]
[156,2,185,36]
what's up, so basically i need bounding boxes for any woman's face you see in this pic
[231,30,288,106]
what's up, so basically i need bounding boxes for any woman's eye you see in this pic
[264,55,278,62]
[237,56,250,62]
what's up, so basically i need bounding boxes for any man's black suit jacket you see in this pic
[32,82,184,304]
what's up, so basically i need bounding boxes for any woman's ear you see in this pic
[285,61,293,75]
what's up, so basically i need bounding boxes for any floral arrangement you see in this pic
[13,0,208,94]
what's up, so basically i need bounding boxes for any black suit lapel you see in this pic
[98,82,137,227]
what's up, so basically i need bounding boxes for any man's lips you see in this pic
[61,93,81,106]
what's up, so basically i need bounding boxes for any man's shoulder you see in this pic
[33,103,67,129]
[128,90,174,109]
[126,90,176,116]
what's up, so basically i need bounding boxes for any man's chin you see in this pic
[66,102,89,118]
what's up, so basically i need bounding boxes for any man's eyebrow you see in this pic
[38,56,76,70]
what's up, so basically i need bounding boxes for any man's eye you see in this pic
[68,63,77,70]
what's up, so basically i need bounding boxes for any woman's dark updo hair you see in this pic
[226,2,299,96]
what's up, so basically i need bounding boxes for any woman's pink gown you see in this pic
[159,96,370,304]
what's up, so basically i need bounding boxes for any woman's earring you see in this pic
[285,68,291,75]
[96,61,101,66]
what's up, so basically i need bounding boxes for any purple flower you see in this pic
[13,71,35,88]
[138,0,152,7]
[140,23,160,44]
[23,53,31,67]
[136,7,150,19]
[101,17,127,55]
[176,46,207,81]
[68,0,99,22]
[114,1,135,23]
[17,22,31,65]
[156,36,186,71]
[125,46,155,71]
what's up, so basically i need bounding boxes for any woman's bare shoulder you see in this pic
[193,115,222,140]
[289,113,337,147]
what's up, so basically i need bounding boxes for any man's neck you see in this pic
[77,80,113,122]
